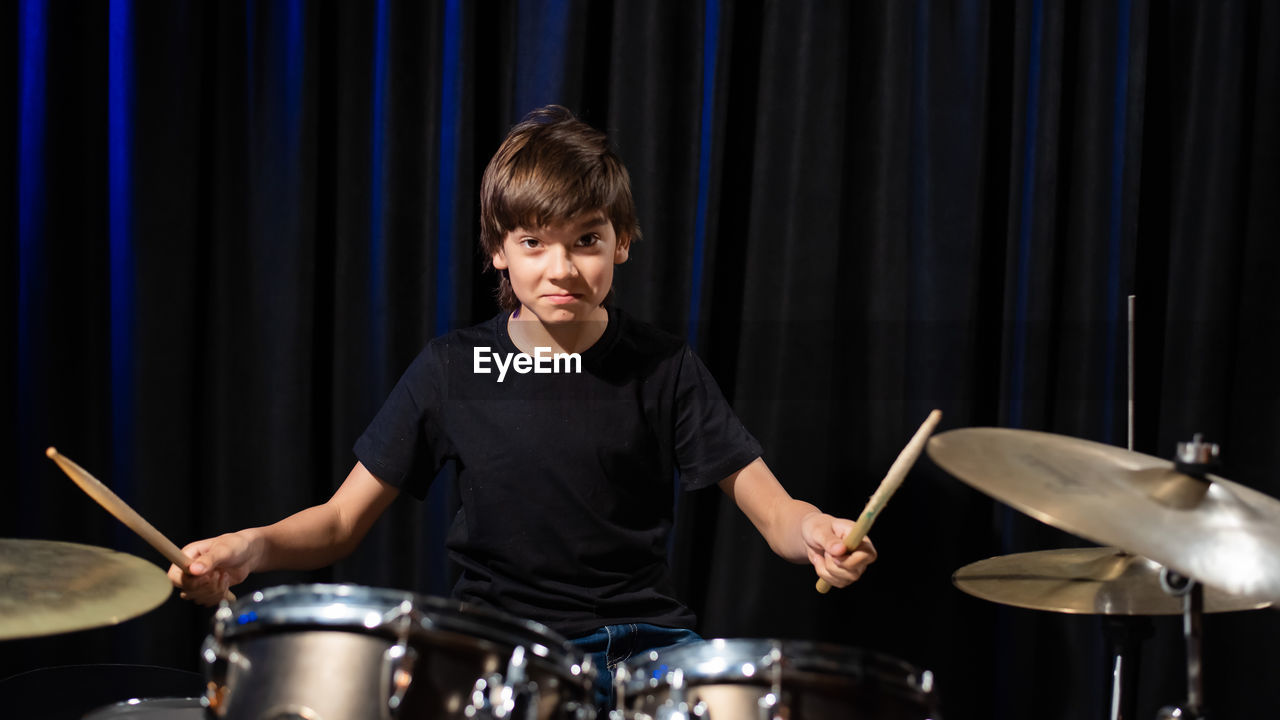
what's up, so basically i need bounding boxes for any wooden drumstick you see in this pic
[816,409,942,594]
[46,447,235,602]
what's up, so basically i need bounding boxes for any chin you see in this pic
[539,308,588,324]
[527,298,601,320]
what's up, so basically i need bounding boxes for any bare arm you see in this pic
[169,461,399,604]
[719,457,876,588]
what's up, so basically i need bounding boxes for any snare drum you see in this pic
[203,584,595,720]
[616,639,939,719]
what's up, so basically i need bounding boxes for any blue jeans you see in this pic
[569,623,702,716]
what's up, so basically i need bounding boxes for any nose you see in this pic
[547,246,578,280]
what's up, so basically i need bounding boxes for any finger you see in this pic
[824,518,858,556]
[180,538,214,562]
[815,560,854,589]
[823,552,862,587]
[834,541,876,574]
[189,537,238,576]
[807,547,824,568]
[192,578,225,606]
[808,546,856,588]
[188,555,210,575]
[829,534,874,560]
[167,563,186,588]
[833,554,873,583]
[852,536,877,564]
[807,520,840,554]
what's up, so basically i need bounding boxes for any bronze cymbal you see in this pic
[927,428,1280,603]
[953,547,1273,615]
[0,538,172,640]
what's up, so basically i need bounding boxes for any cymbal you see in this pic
[927,428,1280,603]
[0,538,172,640]
[953,547,1273,615]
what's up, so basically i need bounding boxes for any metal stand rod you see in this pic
[1183,582,1205,713]
[1105,616,1151,720]
[1157,570,1206,719]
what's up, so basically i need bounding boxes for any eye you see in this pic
[576,233,601,247]
[518,237,540,249]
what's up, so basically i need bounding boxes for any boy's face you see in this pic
[492,211,630,324]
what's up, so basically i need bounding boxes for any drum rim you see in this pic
[619,638,936,698]
[217,584,582,665]
[82,696,204,717]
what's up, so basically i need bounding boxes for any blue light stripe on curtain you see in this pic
[687,0,720,348]
[423,0,464,597]
[1103,0,1133,443]
[281,1,304,164]
[17,0,46,534]
[436,0,462,335]
[1009,0,1046,432]
[109,0,135,505]
[515,0,572,114]
[369,0,391,388]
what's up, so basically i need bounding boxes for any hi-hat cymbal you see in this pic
[954,547,1273,615]
[0,538,172,640]
[927,428,1280,603]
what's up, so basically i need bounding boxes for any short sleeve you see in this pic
[353,344,451,499]
[672,348,763,491]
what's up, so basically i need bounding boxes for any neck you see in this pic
[508,305,609,355]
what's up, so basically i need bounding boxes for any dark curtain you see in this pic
[6,1,1278,717]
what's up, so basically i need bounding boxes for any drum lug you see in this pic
[383,599,420,719]
[382,641,418,719]
[651,668,696,720]
[760,645,784,720]
[201,632,248,716]
[467,645,540,720]
[756,693,781,720]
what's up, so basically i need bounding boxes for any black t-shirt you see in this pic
[353,306,762,637]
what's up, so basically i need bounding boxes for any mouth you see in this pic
[542,293,583,305]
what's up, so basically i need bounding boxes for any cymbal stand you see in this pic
[1105,614,1152,720]
[1156,569,1205,719]
[1155,434,1219,720]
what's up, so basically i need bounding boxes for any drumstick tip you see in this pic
[46,446,58,459]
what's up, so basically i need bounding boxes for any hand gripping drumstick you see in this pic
[816,409,943,594]
[46,447,235,602]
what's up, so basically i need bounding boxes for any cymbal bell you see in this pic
[0,538,172,640]
[953,547,1273,615]
[927,428,1280,603]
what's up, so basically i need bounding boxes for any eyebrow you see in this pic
[571,214,609,232]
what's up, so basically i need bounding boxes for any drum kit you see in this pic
[8,339,1280,718]
[0,563,942,719]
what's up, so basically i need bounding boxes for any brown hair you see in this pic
[479,106,641,311]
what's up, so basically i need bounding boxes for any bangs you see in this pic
[491,146,627,234]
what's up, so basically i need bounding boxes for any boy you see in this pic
[171,106,876,709]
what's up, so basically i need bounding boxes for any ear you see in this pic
[613,234,631,265]
[491,247,508,270]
